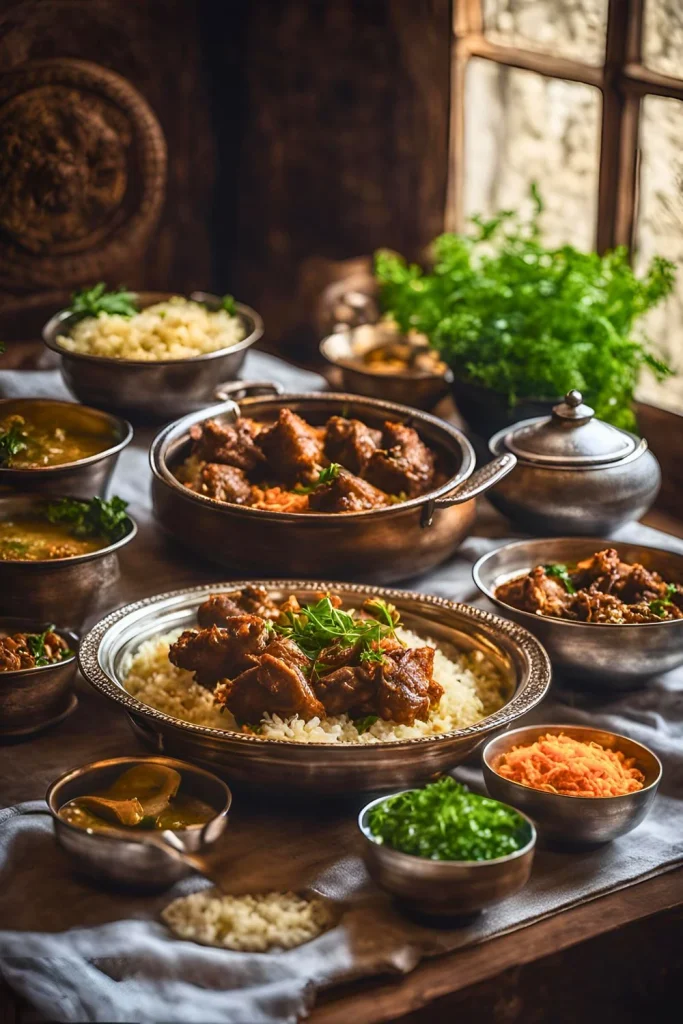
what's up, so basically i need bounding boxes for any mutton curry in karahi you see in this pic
[176,408,440,513]
[496,548,683,624]
[169,589,443,727]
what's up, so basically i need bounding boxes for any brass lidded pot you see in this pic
[487,390,661,535]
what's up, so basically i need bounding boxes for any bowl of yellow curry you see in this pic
[0,493,137,627]
[0,398,133,499]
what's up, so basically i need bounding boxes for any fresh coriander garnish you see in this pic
[0,539,29,555]
[367,777,528,862]
[44,496,131,544]
[26,626,56,667]
[355,715,379,734]
[220,294,237,315]
[649,583,677,618]
[68,283,138,319]
[293,463,342,495]
[0,422,28,466]
[544,563,577,594]
[274,595,401,672]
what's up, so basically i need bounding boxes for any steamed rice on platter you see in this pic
[57,297,245,362]
[122,587,508,745]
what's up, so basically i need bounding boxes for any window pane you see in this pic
[634,95,683,414]
[482,0,607,66]
[463,59,600,250]
[643,0,683,78]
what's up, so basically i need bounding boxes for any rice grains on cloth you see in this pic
[495,733,645,797]
[161,890,337,952]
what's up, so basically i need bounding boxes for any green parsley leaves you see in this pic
[367,777,529,862]
[374,188,676,430]
[44,496,131,544]
[544,563,577,594]
[649,583,678,618]
[68,284,138,319]
[274,595,401,673]
[0,422,28,466]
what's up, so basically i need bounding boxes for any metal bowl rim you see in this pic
[482,722,663,801]
[0,398,134,475]
[150,391,477,522]
[0,496,137,565]
[78,578,552,750]
[42,298,264,368]
[473,537,683,630]
[46,754,232,844]
[0,618,79,678]
[358,789,537,867]
[319,334,452,385]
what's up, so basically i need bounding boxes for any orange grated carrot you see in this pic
[495,732,645,798]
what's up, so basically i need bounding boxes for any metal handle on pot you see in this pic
[420,453,517,527]
[213,380,284,402]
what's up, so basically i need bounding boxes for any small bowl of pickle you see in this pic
[320,323,451,410]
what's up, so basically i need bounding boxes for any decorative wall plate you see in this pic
[0,58,166,291]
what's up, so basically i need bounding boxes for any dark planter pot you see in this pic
[450,376,558,437]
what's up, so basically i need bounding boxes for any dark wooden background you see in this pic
[0,0,450,355]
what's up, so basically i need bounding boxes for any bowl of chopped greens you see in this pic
[374,187,675,436]
[359,777,536,916]
[0,494,137,628]
[42,287,264,421]
[0,618,79,738]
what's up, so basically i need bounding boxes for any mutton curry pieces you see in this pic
[169,587,443,727]
[176,408,440,513]
[496,548,683,624]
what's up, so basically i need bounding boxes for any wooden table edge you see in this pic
[310,863,683,1024]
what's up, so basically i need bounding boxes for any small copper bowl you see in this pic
[0,398,133,499]
[320,328,452,411]
[46,755,232,891]
[0,494,137,628]
[358,791,536,917]
[0,618,79,739]
[482,724,662,847]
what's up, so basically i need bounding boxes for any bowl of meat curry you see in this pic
[0,399,132,498]
[78,579,550,794]
[149,387,516,583]
[0,618,79,737]
[473,538,683,688]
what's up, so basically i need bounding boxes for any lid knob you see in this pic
[552,389,595,423]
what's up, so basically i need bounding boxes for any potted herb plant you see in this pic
[374,188,675,433]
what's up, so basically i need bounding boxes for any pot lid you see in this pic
[503,390,637,466]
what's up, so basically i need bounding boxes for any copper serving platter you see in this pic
[78,580,551,794]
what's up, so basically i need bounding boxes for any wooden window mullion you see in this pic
[596,0,642,253]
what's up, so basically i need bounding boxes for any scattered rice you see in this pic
[57,297,245,361]
[161,890,336,952]
[122,625,507,744]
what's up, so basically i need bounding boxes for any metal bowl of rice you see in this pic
[42,291,263,421]
[78,580,551,795]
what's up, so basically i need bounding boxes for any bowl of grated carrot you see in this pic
[482,724,662,847]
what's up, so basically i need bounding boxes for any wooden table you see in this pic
[1,347,681,1020]
[2,513,682,1024]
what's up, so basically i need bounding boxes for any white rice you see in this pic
[161,890,335,952]
[57,297,245,361]
[122,625,507,744]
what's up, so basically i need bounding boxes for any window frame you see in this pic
[448,0,683,253]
